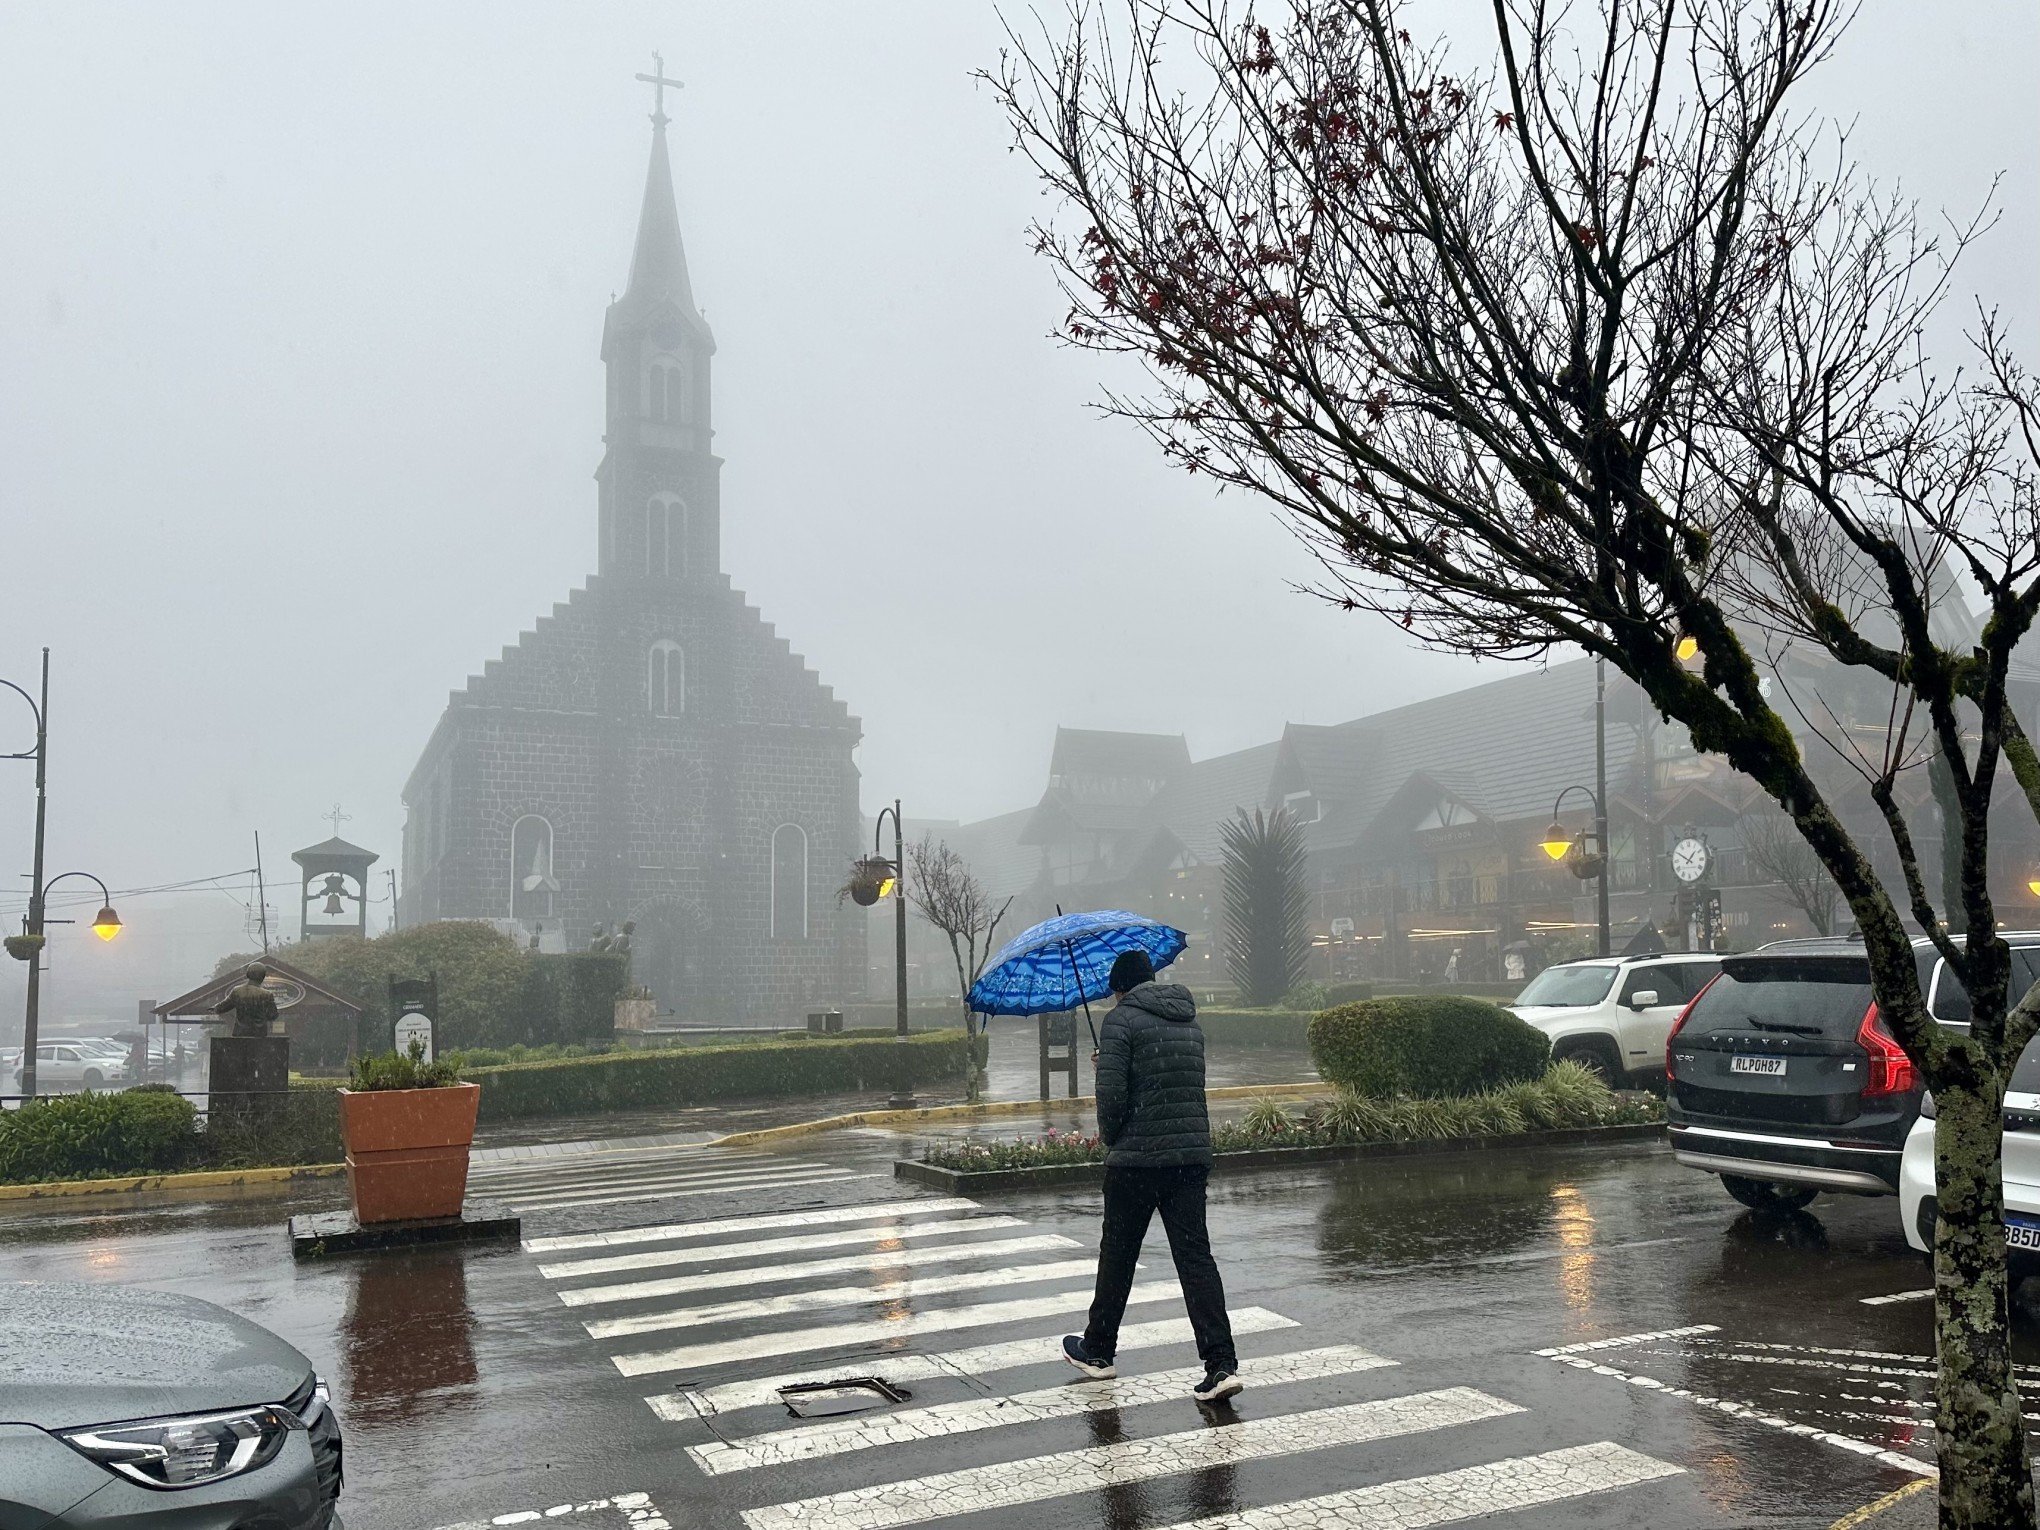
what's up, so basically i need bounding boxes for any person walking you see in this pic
[1062,948,1241,1403]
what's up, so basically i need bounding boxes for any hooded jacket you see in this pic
[1094,981,1212,1168]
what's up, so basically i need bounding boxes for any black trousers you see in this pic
[1082,1164,1237,1372]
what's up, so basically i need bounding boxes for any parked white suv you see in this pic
[1508,953,1724,1084]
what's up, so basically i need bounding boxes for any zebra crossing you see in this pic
[468,1143,874,1213]
[523,1193,1689,1528]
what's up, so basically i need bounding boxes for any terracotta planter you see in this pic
[337,1082,481,1224]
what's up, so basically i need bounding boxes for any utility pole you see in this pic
[253,832,270,953]
[387,868,400,932]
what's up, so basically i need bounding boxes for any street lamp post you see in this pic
[12,871,123,1099]
[1538,779,1611,960]
[849,801,914,1110]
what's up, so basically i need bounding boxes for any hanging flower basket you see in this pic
[3,933,45,963]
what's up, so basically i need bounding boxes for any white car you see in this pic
[9,1041,123,1090]
[1901,1041,2040,1257]
[1508,953,1724,1084]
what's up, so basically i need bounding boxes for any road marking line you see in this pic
[656,1307,1302,1418]
[1542,1350,1936,1477]
[558,1234,1080,1307]
[427,1489,671,1528]
[503,1162,854,1198]
[689,1343,1396,1474]
[1535,1323,1720,1357]
[1830,1477,1934,1530]
[739,1387,1523,1530]
[525,1197,980,1252]
[585,1258,1103,1339]
[1860,1288,1936,1306]
[473,1150,780,1183]
[1146,1440,1682,1530]
[516,1172,880,1213]
[1646,1351,1937,1381]
[509,1166,862,1210]
[614,1279,1185,1377]
[539,1215,1029,1280]
[473,1154,801,1189]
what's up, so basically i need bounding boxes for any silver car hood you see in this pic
[0,1283,311,1430]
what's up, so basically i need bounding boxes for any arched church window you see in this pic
[646,495,687,577]
[510,815,558,920]
[770,824,809,940]
[646,356,685,423]
[648,640,684,716]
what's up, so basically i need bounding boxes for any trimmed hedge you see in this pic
[0,1088,198,1182]
[465,1029,972,1121]
[1196,1010,1315,1049]
[1308,995,1550,1098]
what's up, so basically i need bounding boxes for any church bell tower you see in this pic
[596,55,720,584]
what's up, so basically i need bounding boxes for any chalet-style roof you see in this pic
[152,954,364,1024]
[1045,728,1191,798]
[1148,741,1283,864]
[946,807,1039,900]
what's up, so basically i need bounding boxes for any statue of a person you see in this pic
[215,963,279,1040]
[615,920,634,958]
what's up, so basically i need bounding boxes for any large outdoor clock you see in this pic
[1672,838,1709,883]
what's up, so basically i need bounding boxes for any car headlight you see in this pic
[59,1402,301,1488]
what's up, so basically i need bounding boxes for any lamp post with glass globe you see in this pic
[847,801,915,1109]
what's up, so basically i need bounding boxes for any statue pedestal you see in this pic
[209,1036,291,1129]
[614,996,657,1032]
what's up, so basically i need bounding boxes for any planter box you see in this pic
[338,1082,481,1224]
[895,1121,1666,1192]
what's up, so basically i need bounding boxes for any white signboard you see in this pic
[393,1012,434,1063]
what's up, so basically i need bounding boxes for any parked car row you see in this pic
[1513,934,2040,1257]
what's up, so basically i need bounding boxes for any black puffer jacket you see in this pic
[1095,982,1212,1169]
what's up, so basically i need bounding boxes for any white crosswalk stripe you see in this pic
[1145,1441,1684,1530]
[587,1259,1105,1340]
[656,1307,1303,1418]
[740,1388,1524,1530]
[525,1186,1685,1530]
[688,1343,1396,1474]
[613,1279,1187,1376]
[525,1197,980,1252]
[538,1213,1029,1280]
[473,1143,870,1212]
[557,1233,1080,1306]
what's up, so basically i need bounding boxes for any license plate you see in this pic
[1730,1055,1787,1077]
[2008,1218,2040,1252]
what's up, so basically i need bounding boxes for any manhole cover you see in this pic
[777,1377,913,1418]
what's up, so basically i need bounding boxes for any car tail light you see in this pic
[1857,1003,1918,1098]
[1664,975,1719,1079]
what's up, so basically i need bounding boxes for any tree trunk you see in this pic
[1934,1075,2035,1528]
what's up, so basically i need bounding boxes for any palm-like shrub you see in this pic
[1220,807,1310,1006]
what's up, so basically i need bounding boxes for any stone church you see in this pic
[399,96,863,1019]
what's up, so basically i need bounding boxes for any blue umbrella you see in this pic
[968,910,1188,1039]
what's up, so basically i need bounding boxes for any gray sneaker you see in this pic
[1061,1334,1115,1379]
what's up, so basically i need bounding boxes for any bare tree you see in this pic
[1737,800,1841,936]
[907,834,1013,1099]
[995,2,2040,1521]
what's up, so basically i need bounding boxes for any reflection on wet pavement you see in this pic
[342,1249,479,1426]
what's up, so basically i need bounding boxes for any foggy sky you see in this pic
[1,1,2033,1012]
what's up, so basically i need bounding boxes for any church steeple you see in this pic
[595,55,722,584]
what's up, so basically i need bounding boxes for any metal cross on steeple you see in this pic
[635,52,684,129]
[325,803,351,838]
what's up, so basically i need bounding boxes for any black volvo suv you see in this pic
[1666,933,2040,1212]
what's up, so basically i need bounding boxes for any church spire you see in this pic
[621,53,702,322]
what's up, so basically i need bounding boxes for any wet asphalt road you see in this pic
[0,1133,2002,1530]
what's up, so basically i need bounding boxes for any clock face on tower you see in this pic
[1672,838,1709,883]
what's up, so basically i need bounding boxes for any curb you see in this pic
[895,1121,1668,1191]
[0,1162,346,1202]
[709,1082,1333,1148]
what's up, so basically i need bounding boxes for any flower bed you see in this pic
[917,1063,1659,1174]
